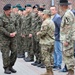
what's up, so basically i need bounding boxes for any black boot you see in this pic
[4,68,11,74]
[37,62,45,68]
[31,61,41,66]
[24,57,34,62]
[9,67,17,73]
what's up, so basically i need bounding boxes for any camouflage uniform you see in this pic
[37,18,55,69]
[21,15,28,56]
[60,9,75,70]
[16,15,24,57]
[0,13,17,69]
[22,12,34,60]
[31,13,42,62]
[11,12,22,57]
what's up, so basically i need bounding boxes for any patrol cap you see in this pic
[25,4,32,8]
[43,10,51,16]
[3,4,11,11]
[38,8,45,12]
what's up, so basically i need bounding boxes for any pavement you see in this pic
[0,52,68,75]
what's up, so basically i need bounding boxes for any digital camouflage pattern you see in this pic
[37,18,55,69]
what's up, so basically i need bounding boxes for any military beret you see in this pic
[19,7,25,11]
[43,10,51,16]
[3,4,11,11]
[25,4,32,8]
[38,8,45,12]
[33,5,37,9]
[22,8,25,10]
[35,4,39,7]
[33,5,39,9]
[12,6,16,8]
[16,4,22,8]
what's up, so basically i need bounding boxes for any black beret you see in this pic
[33,5,38,9]
[38,8,45,12]
[3,4,11,11]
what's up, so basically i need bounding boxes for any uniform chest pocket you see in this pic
[3,20,9,27]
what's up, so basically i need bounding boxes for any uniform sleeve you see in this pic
[37,21,48,38]
[64,13,74,43]
[0,18,10,37]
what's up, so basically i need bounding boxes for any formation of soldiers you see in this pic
[0,0,75,75]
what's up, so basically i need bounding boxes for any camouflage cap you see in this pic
[43,10,51,15]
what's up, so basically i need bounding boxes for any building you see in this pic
[0,0,75,14]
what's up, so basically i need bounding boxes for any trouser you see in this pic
[25,36,34,59]
[41,44,54,69]
[32,36,41,62]
[74,41,75,57]
[53,41,62,66]
[63,49,74,70]
[17,35,22,55]
[1,37,17,69]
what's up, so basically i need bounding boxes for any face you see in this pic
[42,14,47,20]
[22,10,27,15]
[4,9,11,16]
[50,7,57,15]
[26,7,32,13]
[18,10,23,15]
[33,8,38,13]
[12,8,18,13]
[38,11,43,17]
[59,5,65,11]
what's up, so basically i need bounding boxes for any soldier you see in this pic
[59,0,75,75]
[22,4,34,62]
[37,10,55,75]
[31,5,43,66]
[0,4,17,74]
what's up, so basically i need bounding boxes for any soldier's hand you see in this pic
[29,34,32,38]
[10,33,15,37]
[37,32,41,35]
[10,32,17,37]
[21,34,25,37]
[63,42,69,47]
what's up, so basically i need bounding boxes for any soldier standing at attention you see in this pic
[59,0,75,75]
[31,5,42,66]
[0,4,17,74]
[23,4,34,62]
[37,10,55,75]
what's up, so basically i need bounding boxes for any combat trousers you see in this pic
[25,36,34,60]
[32,36,41,62]
[62,41,74,70]
[1,37,17,69]
[41,44,54,69]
